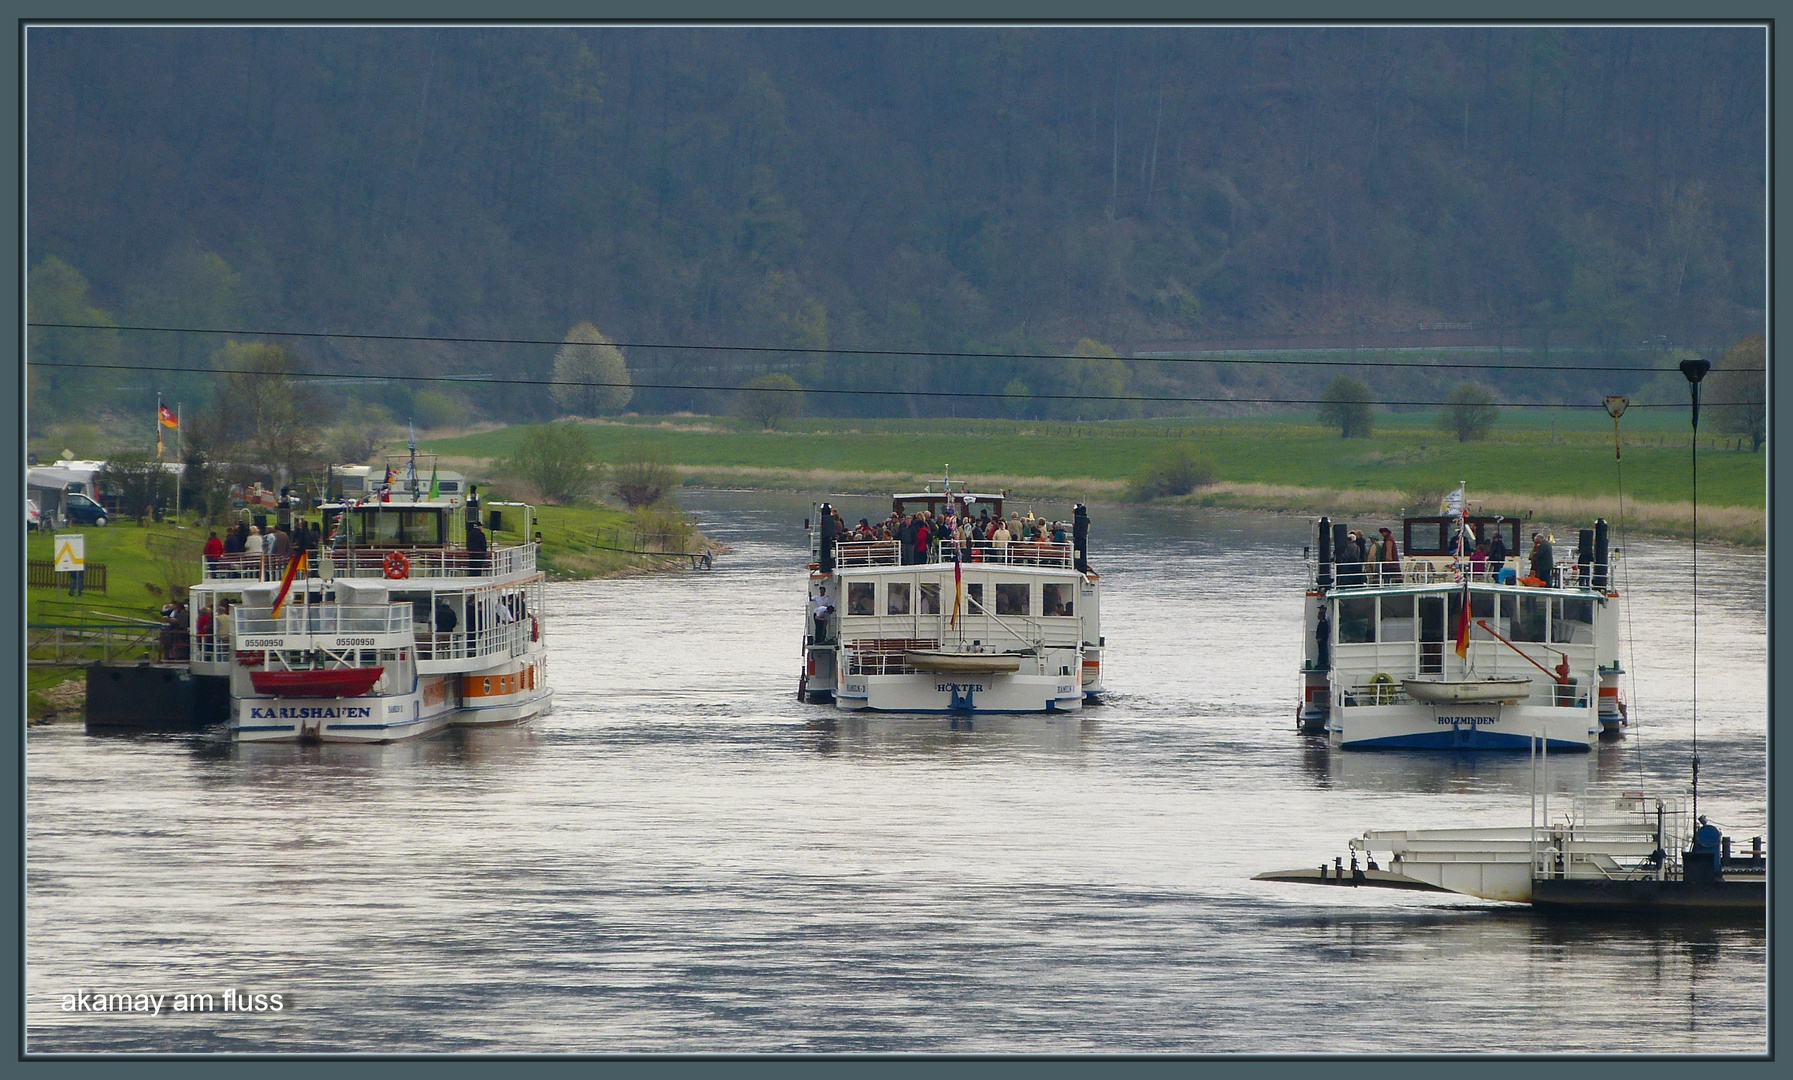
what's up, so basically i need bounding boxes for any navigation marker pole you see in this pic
[1679,358,1710,822]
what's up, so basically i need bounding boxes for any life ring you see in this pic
[383,550,410,579]
[530,616,540,642]
[1369,672,1396,705]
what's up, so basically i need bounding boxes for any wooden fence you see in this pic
[26,561,108,592]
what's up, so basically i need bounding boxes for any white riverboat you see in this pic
[1256,785,1765,913]
[800,480,1104,714]
[188,483,551,742]
[1297,503,1627,751]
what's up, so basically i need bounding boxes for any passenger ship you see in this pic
[1299,507,1626,751]
[188,484,551,742]
[801,482,1104,713]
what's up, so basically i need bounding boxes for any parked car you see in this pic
[27,498,40,530]
[62,492,109,527]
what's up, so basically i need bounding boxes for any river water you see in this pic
[26,491,1767,1054]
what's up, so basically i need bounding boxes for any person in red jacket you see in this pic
[203,530,224,569]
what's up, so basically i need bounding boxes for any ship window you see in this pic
[1552,598,1595,643]
[1378,595,1414,641]
[996,583,1030,616]
[846,582,875,615]
[887,582,911,615]
[966,583,984,614]
[1338,597,1376,643]
[1506,595,1548,642]
[917,582,941,615]
[1042,583,1074,616]
[1471,591,1496,618]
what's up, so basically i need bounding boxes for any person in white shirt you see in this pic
[811,587,835,644]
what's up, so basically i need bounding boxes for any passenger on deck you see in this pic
[1528,532,1555,587]
[992,519,1012,560]
[1488,530,1508,566]
[203,531,224,567]
[912,512,932,564]
[467,520,490,574]
[435,600,458,634]
[812,587,834,644]
[1336,530,1362,586]
[1375,527,1402,583]
[1469,542,1489,578]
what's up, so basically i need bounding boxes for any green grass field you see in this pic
[430,412,1763,510]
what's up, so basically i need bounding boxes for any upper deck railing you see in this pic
[203,542,537,583]
[1319,556,1610,592]
[831,538,1075,569]
[233,603,413,637]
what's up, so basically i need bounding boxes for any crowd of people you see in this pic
[825,504,1072,565]
[1330,524,1564,587]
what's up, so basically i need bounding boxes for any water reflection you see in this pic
[24,490,1764,1054]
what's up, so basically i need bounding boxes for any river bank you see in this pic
[431,416,1764,546]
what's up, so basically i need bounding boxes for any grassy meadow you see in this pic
[427,410,1764,543]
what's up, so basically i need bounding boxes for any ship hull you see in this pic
[1330,702,1598,751]
[835,672,1083,713]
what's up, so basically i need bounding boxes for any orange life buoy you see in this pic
[383,550,410,579]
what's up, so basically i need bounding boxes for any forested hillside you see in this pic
[27,26,1765,426]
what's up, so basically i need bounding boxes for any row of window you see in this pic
[844,580,1077,618]
[1336,593,1596,645]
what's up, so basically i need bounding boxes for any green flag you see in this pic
[427,464,439,499]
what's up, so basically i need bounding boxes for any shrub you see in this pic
[499,422,602,504]
[1126,443,1217,501]
[611,457,681,509]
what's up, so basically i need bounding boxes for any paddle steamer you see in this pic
[800,480,1104,713]
[188,475,551,742]
[1299,498,1626,750]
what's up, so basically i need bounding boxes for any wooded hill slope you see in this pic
[28,26,1765,424]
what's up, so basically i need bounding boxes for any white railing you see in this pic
[827,538,1074,569]
[835,540,903,567]
[234,603,413,637]
[414,614,538,663]
[1322,558,1608,591]
[205,543,536,582]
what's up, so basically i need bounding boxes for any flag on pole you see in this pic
[159,404,179,428]
[269,551,309,618]
[428,463,440,500]
[950,543,963,628]
[1454,584,1473,659]
[383,465,396,486]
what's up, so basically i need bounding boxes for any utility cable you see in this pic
[28,320,1687,374]
[29,360,1732,410]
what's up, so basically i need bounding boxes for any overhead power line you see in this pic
[31,360,1729,410]
[27,320,1683,374]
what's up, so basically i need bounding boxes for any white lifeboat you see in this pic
[902,650,1024,675]
[1402,676,1532,704]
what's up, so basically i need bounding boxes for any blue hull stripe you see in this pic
[1345,730,1591,752]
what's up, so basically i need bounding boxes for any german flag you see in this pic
[158,403,179,428]
[269,551,308,617]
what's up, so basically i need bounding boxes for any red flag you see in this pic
[269,551,308,617]
[158,403,179,428]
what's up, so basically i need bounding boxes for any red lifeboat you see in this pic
[249,666,386,698]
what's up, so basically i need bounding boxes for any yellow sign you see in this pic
[54,534,85,572]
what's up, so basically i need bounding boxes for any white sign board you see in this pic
[54,534,85,572]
